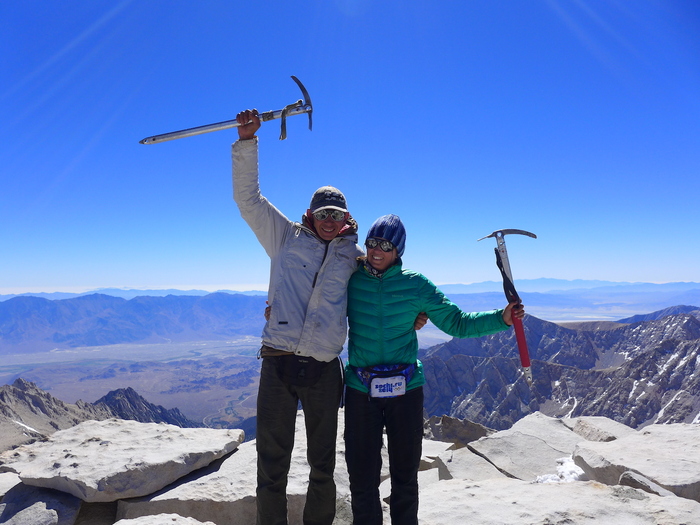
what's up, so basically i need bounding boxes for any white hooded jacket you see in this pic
[232,139,363,362]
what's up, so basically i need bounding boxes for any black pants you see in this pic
[344,386,424,525]
[256,356,343,525]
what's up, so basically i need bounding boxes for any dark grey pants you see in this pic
[344,386,424,525]
[256,356,343,525]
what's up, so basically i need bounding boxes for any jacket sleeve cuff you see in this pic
[232,137,259,150]
[496,309,509,328]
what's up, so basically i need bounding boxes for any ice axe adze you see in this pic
[478,229,537,384]
[139,75,313,144]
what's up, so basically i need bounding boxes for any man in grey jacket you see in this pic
[232,109,363,525]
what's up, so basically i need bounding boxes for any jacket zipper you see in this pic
[312,241,330,289]
[378,275,385,363]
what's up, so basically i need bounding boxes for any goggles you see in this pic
[365,238,395,252]
[312,209,346,222]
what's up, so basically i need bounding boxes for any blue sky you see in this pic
[2,1,699,294]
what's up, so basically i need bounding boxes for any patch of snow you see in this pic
[676,353,692,370]
[628,380,639,401]
[654,390,686,423]
[657,355,676,376]
[563,397,578,418]
[12,420,39,433]
[534,456,585,484]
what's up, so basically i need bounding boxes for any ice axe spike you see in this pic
[478,229,537,384]
[139,75,313,144]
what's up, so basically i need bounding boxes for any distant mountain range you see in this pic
[0,287,268,302]
[441,279,700,293]
[3,279,699,301]
[3,280,698,323]
[0,292,268,354]
[2,286,700,354]
[447,288,700,321]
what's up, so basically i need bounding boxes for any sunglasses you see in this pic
[365,238,395,252]
[313,209,346,222]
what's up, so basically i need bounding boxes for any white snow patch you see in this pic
[535,456,585,484]
[654,390,686,423]
[627,380,639,402]
[562,397,578,418]
[12,420,39,433]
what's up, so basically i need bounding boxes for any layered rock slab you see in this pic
[117,411,350,525]
[417,478,700,525]
[468,412,585,480]
[573,423,700,502]
[114,514,217,524]
[0,482,82,525]
[0,419,244,502]
[561,415,637,442]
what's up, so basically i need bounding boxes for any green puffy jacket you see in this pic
[345,262,510,393]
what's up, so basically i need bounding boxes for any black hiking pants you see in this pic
[256,356,343,525]
[344,386,424,525]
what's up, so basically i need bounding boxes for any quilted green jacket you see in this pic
[345,262,510,393]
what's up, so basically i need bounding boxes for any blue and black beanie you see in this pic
[366,214,406,257]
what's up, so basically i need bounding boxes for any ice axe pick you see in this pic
[139,76,313,144]
[478,229,537,384]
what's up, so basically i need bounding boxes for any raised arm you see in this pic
[232,110,291,258]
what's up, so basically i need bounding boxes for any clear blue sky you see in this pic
[2,1,699,294]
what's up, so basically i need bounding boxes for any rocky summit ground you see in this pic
[1,411,699,524]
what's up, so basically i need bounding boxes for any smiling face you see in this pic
[310,209,346,241]
[366,240,397,272]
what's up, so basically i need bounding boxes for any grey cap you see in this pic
[309,186,348,212]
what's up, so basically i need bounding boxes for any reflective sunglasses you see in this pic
[365,238,395,252]
[313,209,346,222]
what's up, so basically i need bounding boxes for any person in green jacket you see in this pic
[344,214,524,525]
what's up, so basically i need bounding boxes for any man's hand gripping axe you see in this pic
[140,76,313,144]
[478,229,537,384]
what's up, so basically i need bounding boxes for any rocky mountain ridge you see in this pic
[0,379,200,452]
[422,310,700,429]
[616,304,700,323]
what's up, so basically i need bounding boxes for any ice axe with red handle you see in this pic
[478,229,537,384]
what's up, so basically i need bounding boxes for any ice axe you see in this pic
[478,229,537,384]
[139,75,313,144]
